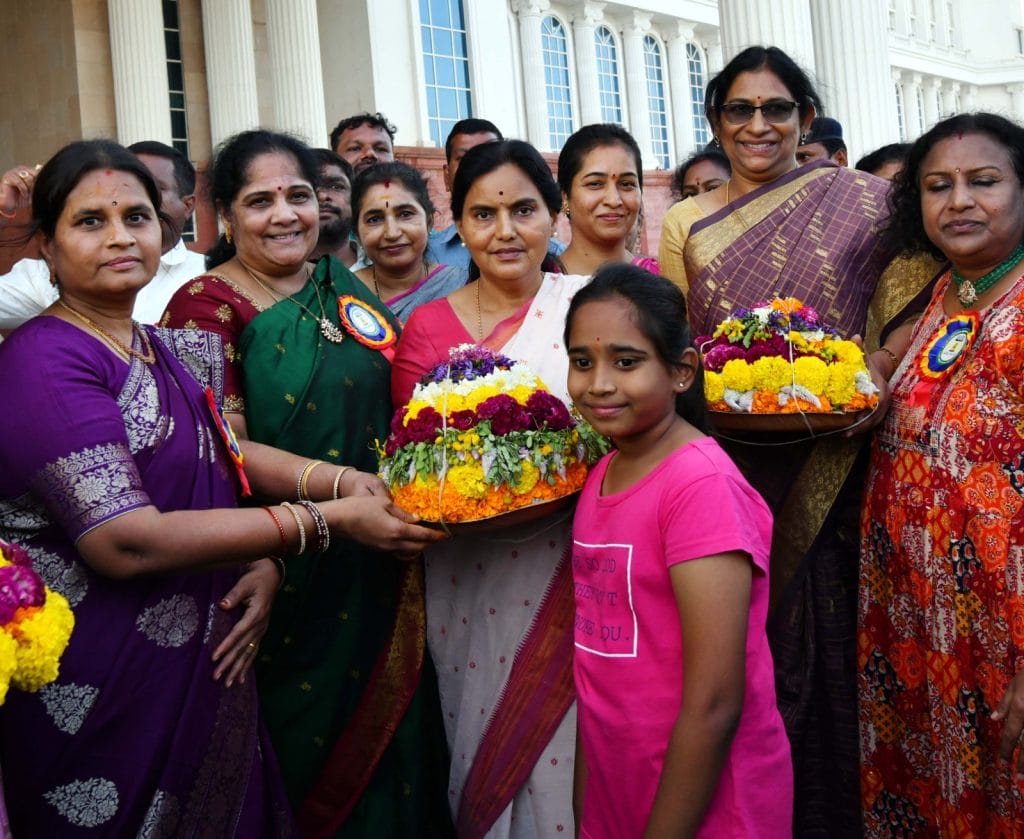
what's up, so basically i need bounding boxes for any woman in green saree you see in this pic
[162,130,452,838]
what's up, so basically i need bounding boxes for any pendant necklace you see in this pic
[238,260,345,343]
[57,300,155,363]
[952,239,1024,307]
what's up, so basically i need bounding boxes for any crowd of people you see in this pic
[0,39,1022,838]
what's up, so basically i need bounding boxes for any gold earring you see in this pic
[561,200,571,219]
[224,226,233,244]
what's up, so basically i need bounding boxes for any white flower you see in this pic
[855,370,879,396]
[779,384,821,408]
[723,389,755,412]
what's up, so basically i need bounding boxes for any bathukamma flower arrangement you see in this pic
[699,297,879,415]
[378,345,609,524]
[0,540,75,704]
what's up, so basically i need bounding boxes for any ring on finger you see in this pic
[18,171,29,178]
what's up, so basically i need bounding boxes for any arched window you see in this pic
[420,0,473,147]
[916,86,926,131]
[594,26,623,123]
[895,82,906,140]
[686,43,711,147]
[542,16,575,148]
[643,35,670,169]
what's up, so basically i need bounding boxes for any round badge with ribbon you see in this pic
[337,295,397,360]
[919,312,979,380]
[205,387,252,496]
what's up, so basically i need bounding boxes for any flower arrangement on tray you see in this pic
[378,345,609,524]
[698,297,879,417]
[0,539,75,704]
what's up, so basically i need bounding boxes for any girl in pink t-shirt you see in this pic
[564,265,792,838]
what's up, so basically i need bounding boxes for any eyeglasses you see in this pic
[718,101,799,125]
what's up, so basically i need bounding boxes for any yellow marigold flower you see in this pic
[772,297,804,313]
[750,356,793,392]
[464,386,499,411]
[0,631,17,705]
[704,371,725,404]
[826,360,858,406]
[447,463,489,499]
[509,385,534,406]
[403,400,430,424]
[831,340,865,366]
[512,462,541,495]
[10,590,75,692]
[721,359,754,393]
[540,444,553,455]
[792,356,829,395]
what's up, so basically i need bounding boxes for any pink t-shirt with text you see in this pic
[572,437,792,838]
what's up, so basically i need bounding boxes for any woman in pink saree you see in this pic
[392,140,588,838]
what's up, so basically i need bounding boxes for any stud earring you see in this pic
[800,132,808,144]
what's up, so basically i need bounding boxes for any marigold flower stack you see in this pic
[699,297,879,415]
[379,345,608,523]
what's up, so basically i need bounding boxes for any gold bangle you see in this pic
[280,501,307,555]
[878,345,900,372]
[297,459,325,501]
[332,466,354,500]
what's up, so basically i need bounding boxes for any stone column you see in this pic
[667,23,698,159]
[107,0,173,145]
[941,80,960,117]
[718,0,816,74]
[571,2,605,126]
[264,0,327,144]
[921,76,941,131]
[1007,83,1024,121]
[903,73,924,139]
[622,11,654,167]
[201,0,260,148]
[810,0,897,161]
[512,0,551,148]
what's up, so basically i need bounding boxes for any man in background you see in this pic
[796,117,848,167]
[329,112,396,176]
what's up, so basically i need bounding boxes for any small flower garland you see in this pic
[0,540,75,704]
[378,345,609,522]
[698,297,879,414]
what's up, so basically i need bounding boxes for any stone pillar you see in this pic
[571,2,605,126]
[264,0,327,144]
[667,24,698,159]
[704,30,725,75]
[512,0,551,148]
[810,0,897,161]
[622,11,654,167]
[903,73,924,139]
[921,76,941,131]
[201,0,260,148]
[107,0,173,145]
[1007,83,1024,121]
[718,0,816,75]
[941,80,960,117]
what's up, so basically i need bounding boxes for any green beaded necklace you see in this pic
[952,239,1024,307]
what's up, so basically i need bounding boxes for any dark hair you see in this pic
[451,139,561,219]
[204,129,319,269]
[564,264,708,431]
[310,148,354,184]
[557,124,644,195]
[350,161,436,229]
[126,140,196,196]
[854,142,911,175]
[444,118,503,162]
[33,139,161,238]
[884,113,1024,259]
[704,45,822,128]
[450,140,561,279]
[329,112,397,152]
[671,146,732,198]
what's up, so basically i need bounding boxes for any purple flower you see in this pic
[0,564,45,624]
[526,391,574,431]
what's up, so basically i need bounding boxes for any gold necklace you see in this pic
[475,273,543,343]
[238,260,345,344]
[372,262,428,301]
[58,300,155,364]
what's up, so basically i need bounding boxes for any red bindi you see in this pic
[105,169,112,176]
[384,179,391,188]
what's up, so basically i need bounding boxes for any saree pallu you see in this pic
[383,263,468,323]
[0,317,293,836]
[682,163,940,837]
[392,273,590,839]
[235,257,452,838]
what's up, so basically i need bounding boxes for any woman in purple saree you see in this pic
[0,141,442,836]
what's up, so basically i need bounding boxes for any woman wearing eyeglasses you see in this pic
[659,46,941,837]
